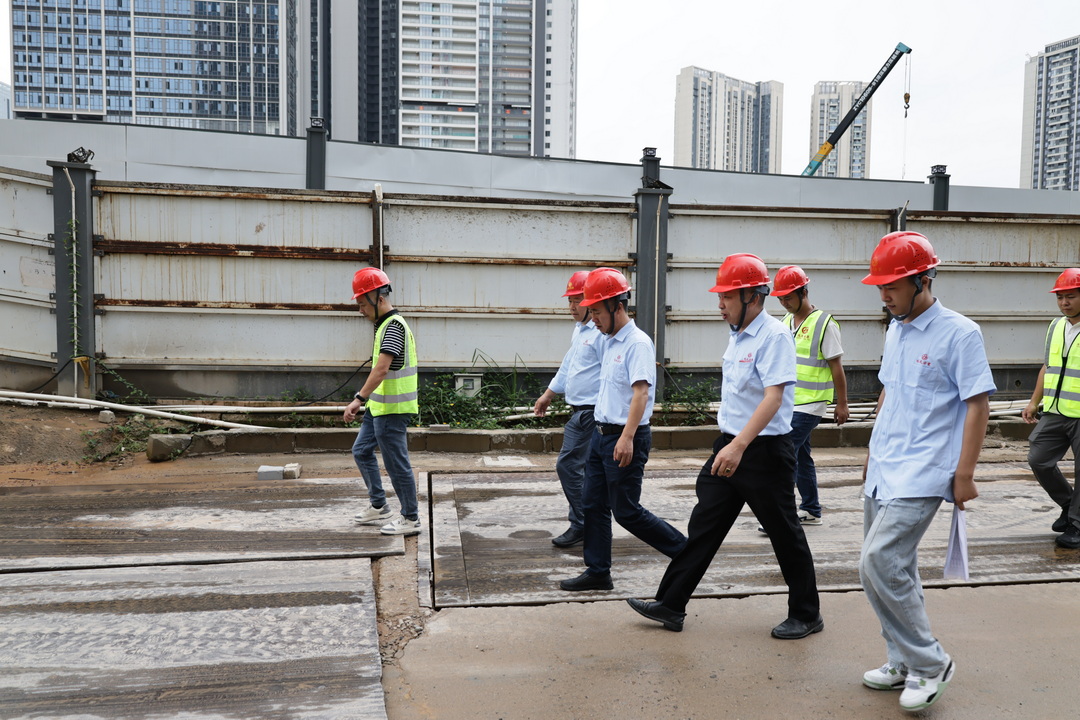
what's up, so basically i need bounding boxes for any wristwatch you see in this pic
[354,392,367,402]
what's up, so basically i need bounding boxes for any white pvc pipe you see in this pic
[0,391,271,430]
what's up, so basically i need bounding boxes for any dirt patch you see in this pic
[0,404,103,466]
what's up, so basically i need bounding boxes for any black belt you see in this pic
[596,422,625,435]
[569,404,595,414]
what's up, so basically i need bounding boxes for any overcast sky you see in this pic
[2,0,1076,189]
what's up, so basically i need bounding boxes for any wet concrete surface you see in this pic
[1,443,1077,719]
[0,559,385,719]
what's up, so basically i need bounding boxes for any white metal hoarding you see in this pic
[0,169,55,365]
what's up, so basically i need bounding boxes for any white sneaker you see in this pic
[863,662,907,690]
[899,656,955,712]
[798,511,823,526]
[354,504,393,525]
[381,514,422,536]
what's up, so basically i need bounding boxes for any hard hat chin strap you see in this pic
[890,270,935,322]
[731,287,766,332]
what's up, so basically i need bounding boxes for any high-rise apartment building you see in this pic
[673,66,782,173]
[1021,34,1080,191]
[9,0,575,158]
[809,81,870,179]
[1,82,12,119]
[11,0,285,133]
[351,0,576,157]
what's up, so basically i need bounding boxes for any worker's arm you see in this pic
[711,384,784,476]
[953,392,991,510]
[614,380,649,468]
[1021,364,1046,424]
[827,356,849,425]
[343,352,394,423]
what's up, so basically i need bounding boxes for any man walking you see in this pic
[1021,268,1080,549]
[858,232,994,712]
[768,265,849,525]
[345,267,422,536]
[559,268,687,591]
[627,254,822,639]
[534,271,602,548]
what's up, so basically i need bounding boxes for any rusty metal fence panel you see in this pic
[0,169,56,366]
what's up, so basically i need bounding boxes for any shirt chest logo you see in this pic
[613,353,624,364]
[915,353,932,367]
[739,352,754,364]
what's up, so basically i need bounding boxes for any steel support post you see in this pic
[306,122,328,190]
[48,159,98,399]
[634,148,673,402]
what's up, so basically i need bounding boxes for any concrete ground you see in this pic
[2,440,1076,719]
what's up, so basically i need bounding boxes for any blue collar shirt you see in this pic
[594,319,655,426]
[718,310,797,436]
[866,300,997,501]
[547,320,602,406]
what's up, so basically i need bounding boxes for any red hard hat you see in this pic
[352,267,391,299]
[770,265,810,296]
[710,253,770,293]
[581,267,631,307]
[1050,268,1080,293]
[562,270,590,297]
[862,231,939,285]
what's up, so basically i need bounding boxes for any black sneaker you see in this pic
[1055,525,1080,549]
[1052,508,1070,534]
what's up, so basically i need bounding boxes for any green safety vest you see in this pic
[783,309,836,406]
[367,314,419,417]
[1041,317,1080,418]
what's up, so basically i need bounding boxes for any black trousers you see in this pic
[654,432,820,621]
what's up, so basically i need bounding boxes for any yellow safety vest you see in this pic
[1041,317,1080,418]
[367,314,419,417]
[784,309,836,406]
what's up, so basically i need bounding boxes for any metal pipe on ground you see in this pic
[0,391,272,430]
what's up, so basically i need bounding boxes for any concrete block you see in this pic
[146,433,192,462]
[293,428,355,452]
[283,462,301,479]
[189,431,228,456]
[663,426,719,450]
[424,430,491,453]
[98,410,116,424]
[839,423,873,447]
[225,430,295,454]
[258,465,284,481]
[993,419,1033,441]
[650,428,671,450]
[407,431,427,452]
[811,424,842,448]
[549,429,564,453]
[491,430,547,453]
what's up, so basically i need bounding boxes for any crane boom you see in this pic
[801,42,912,177]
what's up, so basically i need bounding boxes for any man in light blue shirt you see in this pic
[858,232,994,713]
[627,254,821,639]
[558,268,687,592]
[534,271,603,548]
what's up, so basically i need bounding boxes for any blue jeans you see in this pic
[859,495,948,677]
[352,413,418,520]
[581,426,687,575]
[790,411,822,517]
[556,409,593,531]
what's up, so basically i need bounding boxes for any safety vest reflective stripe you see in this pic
[1042,317,1080,418]
[785,310,836,406]
[367,315,419,416]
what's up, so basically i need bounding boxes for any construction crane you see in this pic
[802,42,912,177]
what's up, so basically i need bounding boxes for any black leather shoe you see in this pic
[552,527,584,547]
[1052,508,1070,534]
[627,598,685,632]
[1055,525,1080,549]
[771,615,824,639]
[559,571,613,592]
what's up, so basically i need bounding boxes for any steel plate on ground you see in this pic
[0,477,402,571]
[430,466,1080,607]
[0,558,386,719]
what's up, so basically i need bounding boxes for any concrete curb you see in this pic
[145,419,1033,462]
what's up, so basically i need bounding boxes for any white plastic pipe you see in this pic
[0,390,271,430]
